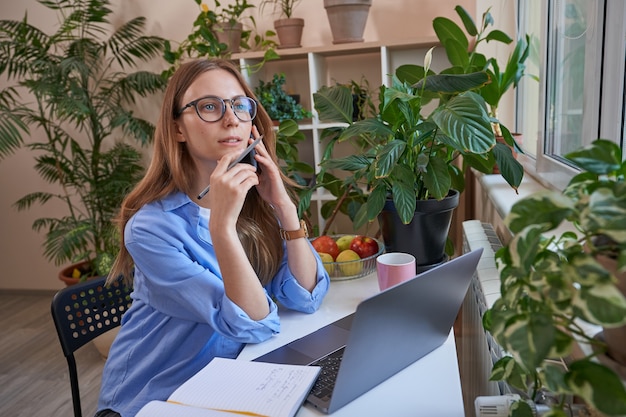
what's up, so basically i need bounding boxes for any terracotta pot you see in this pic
[58,260,93,286]
[274,18,304,49]
[323,0,371,44]
[214,21,243,53]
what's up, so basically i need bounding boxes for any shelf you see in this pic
[232,39,444,234]
[232,37,439,60]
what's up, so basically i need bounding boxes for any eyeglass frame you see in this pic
[175,95,257,123]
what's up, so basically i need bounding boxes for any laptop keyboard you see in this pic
[309,346,346,401]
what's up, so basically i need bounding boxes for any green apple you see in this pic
[336,249,362,276]
[335,235,355,252]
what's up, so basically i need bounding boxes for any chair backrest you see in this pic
[51,276,133,417]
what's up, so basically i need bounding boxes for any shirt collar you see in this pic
[161,190,193,211]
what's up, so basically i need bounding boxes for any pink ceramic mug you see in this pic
[376,252,417,291]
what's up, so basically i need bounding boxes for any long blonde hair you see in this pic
[108,59,298,287]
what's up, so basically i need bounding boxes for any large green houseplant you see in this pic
[434,5,535,141]
[313,47,524,267]
[484,139,626,416]
[0,0,166,281]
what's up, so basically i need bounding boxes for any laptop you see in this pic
[253,248,483,414]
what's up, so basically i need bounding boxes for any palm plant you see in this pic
[0,0,166,278]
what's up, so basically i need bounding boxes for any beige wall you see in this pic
[0,0,516,291]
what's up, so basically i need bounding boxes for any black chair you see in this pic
[51,276,133,417]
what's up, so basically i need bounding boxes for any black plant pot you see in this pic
[377,190,460,272]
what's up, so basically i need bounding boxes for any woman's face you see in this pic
[175,68,254,172]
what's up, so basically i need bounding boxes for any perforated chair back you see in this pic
[51,276,133,417]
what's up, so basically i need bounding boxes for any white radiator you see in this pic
[459,220,511,417]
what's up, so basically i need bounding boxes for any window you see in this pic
[516,0,625,190]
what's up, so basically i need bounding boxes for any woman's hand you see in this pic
[207,149,259,230]
[207,141,270,320]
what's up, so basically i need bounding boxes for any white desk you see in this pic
[238,273,466,417]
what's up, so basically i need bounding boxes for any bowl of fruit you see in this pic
[311,234,385,281]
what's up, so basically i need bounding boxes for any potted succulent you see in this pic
[433,5,536,154]
[0,0,166,284]
[313,48,524,269]
[260,0,305,49]
[163,0,279,77]
[484,139,626,416]
[254,73,312,123]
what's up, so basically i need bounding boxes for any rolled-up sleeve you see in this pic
[268,241,330,313]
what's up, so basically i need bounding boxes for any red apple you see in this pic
[311,235,340,260]
[349,235,379,259]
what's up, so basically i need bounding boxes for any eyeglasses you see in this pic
[176,95,257,123]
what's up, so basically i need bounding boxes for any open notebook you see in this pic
[135,357,320,417]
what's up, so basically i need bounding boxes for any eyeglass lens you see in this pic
[194,96,256,122]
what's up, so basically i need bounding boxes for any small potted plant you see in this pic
[254,73,312,123]
[260,0,305,49]
[0,0,166,284]
[163,0,279,77]
[484,139,626,416]
[211,0,255,53]
[313,47,524,269]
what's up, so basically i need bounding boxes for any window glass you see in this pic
[545,0,600,159]
[517,0,625,188]
[516,1,542,158]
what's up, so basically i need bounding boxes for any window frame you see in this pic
[517,0,625,191]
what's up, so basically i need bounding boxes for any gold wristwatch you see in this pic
[279,219,308,241]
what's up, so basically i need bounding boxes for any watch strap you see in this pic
[279,219,308,241]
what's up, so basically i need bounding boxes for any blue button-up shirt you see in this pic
[97,191,329,417]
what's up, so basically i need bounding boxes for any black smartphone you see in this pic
[241,147,257,169]
[240,134,259,170]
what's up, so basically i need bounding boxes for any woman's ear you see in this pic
[174,121,186,143]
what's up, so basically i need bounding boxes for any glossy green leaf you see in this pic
[415,72,490,94]
[506,191,575,234]
[576,281,626,326]
[503,312,556,371]
[431,92,494,154]
[566,361,626,415]
[313,84,353,123]
[374,140,405,179]
[391,185,417,225]
[433,16,469,67]
[455,5,478,36]
[565,139,622,175]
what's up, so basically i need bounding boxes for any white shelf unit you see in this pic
[232,39,447,233]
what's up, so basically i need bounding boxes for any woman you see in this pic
[95,59,330,417]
